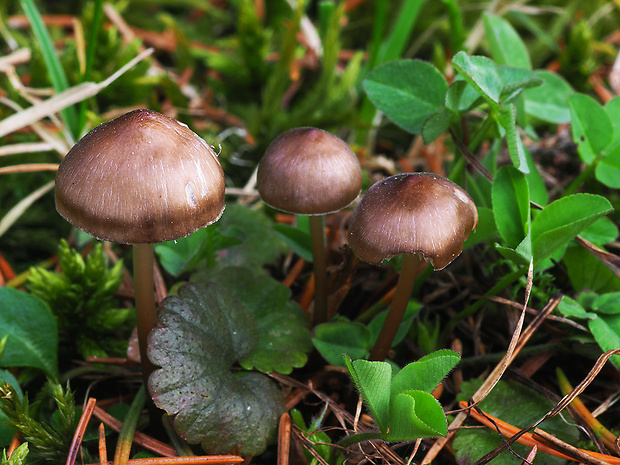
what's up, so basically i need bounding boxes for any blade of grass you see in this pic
[0,180,54,240]
[78,0,105,135]
[20,0,79,141]
[113,385,146,465]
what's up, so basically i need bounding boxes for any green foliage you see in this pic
[27,240,133,359]
[344,350,460,442]
[0,382,78,464]
[454,380,579,465]
[558,293,620,368]
[312,301,421,366]
[1,443,28,465]
[0,288,57,378]
[148,279,300,456]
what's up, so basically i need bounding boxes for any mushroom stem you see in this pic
[369,253,422,361]
[133,243,158,383]
[309,215,328,324]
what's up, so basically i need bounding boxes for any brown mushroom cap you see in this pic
[256,127,363,215]
[347,173,478,269]
[55,109,226,244]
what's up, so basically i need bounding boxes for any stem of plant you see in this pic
[369,253,421,361]
[133,243,158,385]
[309,215,328,325]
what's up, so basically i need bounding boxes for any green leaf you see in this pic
[591,292,620,315]
[579,217,618,246]
[193,267,312,374]
[155,228,241,277]
[492,166,530,248]
[522,146,548,205]
[523,70,574,124]
[568,94,613,165]
[464,207,498,248]
[391,350,460,396]
[345,357,392,432]
[497,104,528,172]
[595,146,620,188]
[588,315,620,368]
[531,194,613,264]
[313,320,372,366]
[272,223,313,262]
[563,246,620,294]
[387,390,447,440]
[149,282,285,456]
[368,300,422,349]
[454,380,578,465]
[363,59,448,134]
[557,296,596,319]
[498,67,543,103]
[451,52,503,111]
[445,79,481,113]
[0,371,22,447]
[0,288,58,378]
[421,106,455,144]
[211,204,287,272]
[483,13,531,69]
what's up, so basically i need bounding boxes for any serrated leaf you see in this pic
[451,52,503,111]
[345,357,392,432]
[148,282,284,456]
[569,94,613,165]
[192,267,312,374]
[388,391,447,440]
[391,350,460,396]
[492,166,530,248]
[483,13,531,69]
[523,70,574,124]
[363,59,448,134]
[0,288,58,378]
[531,194,613,264]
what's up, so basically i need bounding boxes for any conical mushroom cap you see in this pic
[257,127,363,215]
[55,109,226,244]
[348,173,478,269]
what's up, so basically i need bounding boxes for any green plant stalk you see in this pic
[441,0,465,53]
[20,0,79,140]
[337,431,383,448]
[369,254,421,361]
[309,215,328,325]
[77,0,104,135]
[133,243,157,384]
[113,384,146,465]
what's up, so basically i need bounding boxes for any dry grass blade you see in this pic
[0,142,57,157]
[421,284,559,464]
[0,163,58,174]
[278,412,292,465]
[575,236,620,280]
[522,445,537,464]
[0,180,54,239]
[98,423,107,465]
[66,397,97,465]
[0,48,153,139]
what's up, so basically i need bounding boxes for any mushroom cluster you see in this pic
[55,109,225,380]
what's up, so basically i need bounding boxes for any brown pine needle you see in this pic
[282,258,305,287]
[277,412,292,465]
[86,457,244,465]
[66,397,97,465]
[99,423,108,465]
[0,163,59,174]
[459,401,620,464]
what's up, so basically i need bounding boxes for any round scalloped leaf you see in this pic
[197,266,312,374]
[148,282,284,456]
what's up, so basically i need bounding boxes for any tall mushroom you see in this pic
[348,173,478,361]
[55,109,226,382]
[257,127,363,324]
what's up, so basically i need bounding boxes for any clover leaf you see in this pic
[148,282,285,456]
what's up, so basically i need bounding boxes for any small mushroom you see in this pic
[257,127,363,324]
[55,109,225,380]
[348,172,478,361]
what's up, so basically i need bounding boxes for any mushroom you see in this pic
[257,127,363,324]
[347,172,478,361]
[55,109,226,380]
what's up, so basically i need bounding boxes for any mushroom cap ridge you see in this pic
[347,173,478,269]
[257,127,363,215]
[55,109,226,244]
